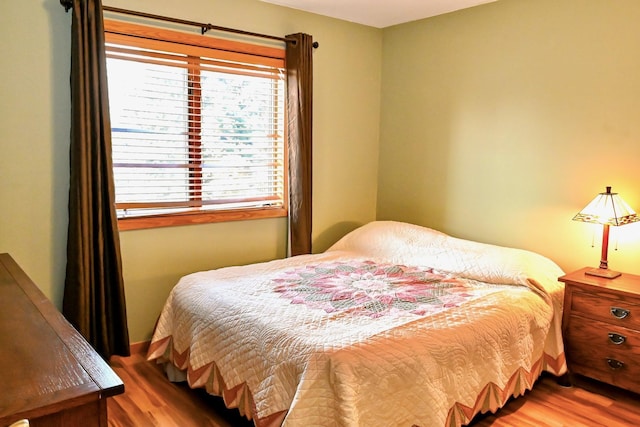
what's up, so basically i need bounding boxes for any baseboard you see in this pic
[130,340,150,356]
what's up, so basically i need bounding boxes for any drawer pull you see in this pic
[610,307,630,319]
[606,358,624,370]
[608,333,626,345]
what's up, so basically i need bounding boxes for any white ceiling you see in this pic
[260,0,498,28]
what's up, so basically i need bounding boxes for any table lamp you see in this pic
[572,186,639,278]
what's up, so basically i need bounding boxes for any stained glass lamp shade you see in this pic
[572,186,639,278]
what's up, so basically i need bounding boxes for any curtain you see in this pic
[61,0,130,359]
[286,33,314,256]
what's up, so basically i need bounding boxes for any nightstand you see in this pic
[559,268,640,394]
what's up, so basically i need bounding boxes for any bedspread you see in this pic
[148,221,566,427]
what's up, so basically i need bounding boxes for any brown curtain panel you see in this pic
[286,33,314,256]
[61,0,130,359]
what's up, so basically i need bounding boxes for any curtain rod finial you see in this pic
[201,24,213,34]
[312,41,319,49]
[60,0,73,12]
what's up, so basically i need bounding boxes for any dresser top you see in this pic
[0,253,124,422]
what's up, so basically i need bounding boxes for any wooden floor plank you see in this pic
[108,353,640,426]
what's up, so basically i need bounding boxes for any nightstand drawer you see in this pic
[565,336,640,394]
[570,290,640,329]
[564,315,640,357]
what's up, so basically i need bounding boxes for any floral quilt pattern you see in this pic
[271,260,487,318]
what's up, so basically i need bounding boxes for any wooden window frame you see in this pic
[104,20,288,231]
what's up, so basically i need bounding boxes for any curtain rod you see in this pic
[60,1,319,48]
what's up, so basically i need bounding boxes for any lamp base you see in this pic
[585,267,621,279]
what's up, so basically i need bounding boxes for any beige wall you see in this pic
[0,1,70,307]
[378,0,640,276]
[0,0,381,342]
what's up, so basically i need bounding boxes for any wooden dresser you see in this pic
[559,268,640,394]
[0,253,124,426]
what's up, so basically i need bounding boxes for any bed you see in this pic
[147,221,567,427]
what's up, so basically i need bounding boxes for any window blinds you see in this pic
[104,21,286,219]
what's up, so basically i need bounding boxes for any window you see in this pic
[104,20,287,230]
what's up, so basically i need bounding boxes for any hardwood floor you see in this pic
[108,352,640,426]
[108,352,252,427]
